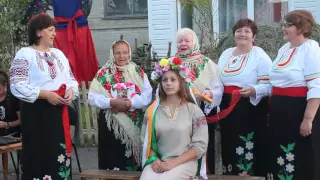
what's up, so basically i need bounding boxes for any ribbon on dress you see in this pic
[206,86,242,123]
[53,84,72,157]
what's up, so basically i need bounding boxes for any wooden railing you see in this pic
[76,81,98,145]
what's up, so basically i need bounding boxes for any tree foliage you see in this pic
[0,0,29,71]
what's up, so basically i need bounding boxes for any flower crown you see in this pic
[151,57,196,83]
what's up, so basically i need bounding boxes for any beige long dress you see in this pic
[140,102,208,180]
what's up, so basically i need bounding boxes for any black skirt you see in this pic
[219,93,269,176]
[267,95,320,180]
[21,100,72,180]
[98,110,140,171]
[200,102,217,175]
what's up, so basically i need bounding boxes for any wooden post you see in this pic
[146,40,152,61]
[77,85,84,144]
[135,37,138,59]
[167,41,172,58]
[120,34,124,41]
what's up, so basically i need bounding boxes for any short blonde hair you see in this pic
[176,28,200,50]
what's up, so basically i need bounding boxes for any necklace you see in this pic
[164,105,180,122]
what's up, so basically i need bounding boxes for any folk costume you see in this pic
[267,40,320,180]
[177,40,223,175]
[214,47,272,176]
[53,0,99,84]
[10,47,79,180]
[141,58,209,180]
[88,41,152,171]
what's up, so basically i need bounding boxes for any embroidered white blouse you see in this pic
[88,76,153,110]
[269,39,320,100]
[218,46,272,105]
[9,47,79,103]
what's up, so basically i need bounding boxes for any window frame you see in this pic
[103,0,148,19]
[213,0,288,34]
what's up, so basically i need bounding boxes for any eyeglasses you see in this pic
[280,21,294,28]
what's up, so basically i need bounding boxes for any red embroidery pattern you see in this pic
[52,52,64,71]
[10,59,29,84]
[44,53,57,79]
[36,52,44,71]
[47,62,57,79]
[193,116,207,128]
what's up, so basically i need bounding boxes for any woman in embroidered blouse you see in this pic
[9,14,78,180]
[140,58,208,180]
[175,28,223,174]
[88,40,152,170]
[267,10,320,180]
[215,18,272,176]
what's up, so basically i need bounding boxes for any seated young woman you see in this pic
[140,58,209,180]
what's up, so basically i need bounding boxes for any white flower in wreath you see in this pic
[236,146,244,155]
[286,163,294,173]
[43,175,52,180]
[66,158,71,167]
[245,152,253,161]
[33,178,40,180]
[246,141,254,150]
[277,156,285,166]
[57,154,65,163]
[286,152,294,162]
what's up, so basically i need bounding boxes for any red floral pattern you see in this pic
[96,64,145,127]
[173,57,182,65]
[193,116,207,128]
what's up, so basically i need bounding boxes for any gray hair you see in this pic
[176,28,200,51]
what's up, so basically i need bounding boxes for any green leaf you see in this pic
[65,168,70,177]
[278,174,286,180]
[58,172,66,178]
[246,162,253,171]
[239,135,247,142]
[236,164,246,171]
[125,166,133,171]
[60,143,66,149]
[287,174,294,180]
[280,144,288,153]
[287,143,295,152]
[132,165,138,171]
[247,132,254,141]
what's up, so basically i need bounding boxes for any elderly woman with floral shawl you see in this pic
[175,28,223,174]
[88,40,153,170]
